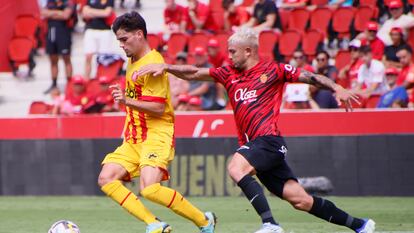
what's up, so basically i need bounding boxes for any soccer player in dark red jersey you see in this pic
[137,28,375,233]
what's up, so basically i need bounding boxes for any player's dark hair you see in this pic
[112,11,147,38]
[222,0,235,9]
[359,45,372,54]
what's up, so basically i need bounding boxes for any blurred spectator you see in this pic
[178,47,219,110]
[328,0,352,8]
[82,0,115,80]
[310,85,339,108]
[354,46,388,98]
[60,75,92,114]
[50,87,65,115]
[207,38,228,68]
[377,0,414,46]
[243,0,281,32]
[377,68,408,108]
[279,0,308,9]
[222,0,250,31]
[84,76,119,113]
[169,52,190,109]
[396,47,414,86]
[120,0,141,9]
[383,27,412,68]
[181,0,218,33]
[315,51,337,80]
[283,84,320,109]
[164,0,186,35]
[291,50,314,72]
[41,0,74,94]
[338,39,363,89]
[361,21,385,60]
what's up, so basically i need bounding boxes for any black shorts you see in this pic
[46,26,72,55]
[236,135,297,198]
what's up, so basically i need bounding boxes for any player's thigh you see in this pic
[139,166,165,190]
[101,142,141,182]
[139,140,174,182]
[98,162,128,186]
[257,160,297,198]
[227,152,256,182]
[84,29,98,55]
[282,179,313,211]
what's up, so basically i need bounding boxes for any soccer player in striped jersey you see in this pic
[137,28,375,233]
[97,11,216,233]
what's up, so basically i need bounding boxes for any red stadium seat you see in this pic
[211,10,225,32]
[409,0,414,5]
[335,50,351,71]
[279,30,302,61]
[332,7,355,38]
[14,14,40,48]
[147,33,161,50]
[166,33,188,59]
[29,101,52,114]
[288,8,310,33]
[241,0,255,7]
[188,32,211,54]
[310,0,328,5]
[354,6,377,32]
[212,32,231,55]
[278,9,291,31]
[8,37,35,76]
[359,0,377,6]
[258,30,278,60]
[209,0,222,11]
[302,29,323,57]
[310,7,332,38]
[408,28,414,61]
[96,59,124,80]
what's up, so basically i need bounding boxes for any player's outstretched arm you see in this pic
[137,64,214,82]
[297,69,360,112]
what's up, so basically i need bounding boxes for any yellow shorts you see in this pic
[102,140,175,181]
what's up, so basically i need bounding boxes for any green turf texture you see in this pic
[0,196,413,233]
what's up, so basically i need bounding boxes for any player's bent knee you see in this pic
[290,196,313,211]
[97,172,118,187]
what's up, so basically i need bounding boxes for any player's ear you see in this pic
[245,47,252,57]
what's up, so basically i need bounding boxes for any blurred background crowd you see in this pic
[7,0,414,115]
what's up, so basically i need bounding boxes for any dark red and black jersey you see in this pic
[210,60,300,145]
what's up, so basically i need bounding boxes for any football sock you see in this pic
[52,79,57,87]
[141,183,208,227]
[101,180,157,224]
[237,175,278,225]
[309,196,365,231]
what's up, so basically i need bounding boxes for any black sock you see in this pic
[237,175,277,225]
[309,196,365,231]
[52,79,57,87]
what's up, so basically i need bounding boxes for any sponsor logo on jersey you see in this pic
[260,74,268,83]
[278,145,288,155]
[147,153,158,159]
[234,88,257,104]
[125,82,137,99]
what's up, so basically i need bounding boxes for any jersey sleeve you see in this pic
[209,66,230,84]
[140,73,168,103]
[279,63,300,83]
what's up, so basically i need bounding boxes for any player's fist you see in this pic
[110,84,126,105]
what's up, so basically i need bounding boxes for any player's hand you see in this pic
[334,85,361,112]
[135,64,167,81]
[110,84,126,105]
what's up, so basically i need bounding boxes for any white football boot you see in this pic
[254,223,285,233]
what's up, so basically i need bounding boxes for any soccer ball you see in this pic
[48,220,80,233]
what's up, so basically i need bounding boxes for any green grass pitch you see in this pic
[0,196,413,233]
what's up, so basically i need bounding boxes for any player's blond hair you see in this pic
[228,27,259,49]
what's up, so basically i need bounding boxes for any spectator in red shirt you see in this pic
[91,76,118,113]
[361,21,385,61]
[222,0,250,31]
[164,0,186,33]
[292,50,314,72]
[181,0,218,33]
[207,38,228,68]
[338,39,364,89]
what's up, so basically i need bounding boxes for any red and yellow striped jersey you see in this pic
[123,50,174,145]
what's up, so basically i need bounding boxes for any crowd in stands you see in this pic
[14,0,414,114]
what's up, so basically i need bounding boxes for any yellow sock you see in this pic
[102,180,157,224]
[141,183,208,227]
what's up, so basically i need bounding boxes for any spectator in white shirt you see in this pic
[354,46,388,98]
[377,0,414,46]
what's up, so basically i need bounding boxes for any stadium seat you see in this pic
[279,30,302,61]
[209,0,222,11]
[408,28,414,61]
[310,0,328,5]
[288,8,310,33]
[359,0,377,6]
[241,0,255,7]
[14,14,40,48]
[258,30,278,60]
[96,59,124,80]
[147,33,161,50]
[302,29,323,57]
[409,0,414,5]
[8,37,35,75]
[354,6,377,33]
[29,101,52,114]
[335,50,351,71]
[166,33,188,59]
[212,32,230,55]
[211,10,225,32]
[279,9,291,31]
[332,7,355,39]
[188,32,211,55]
[310,7,332,38]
